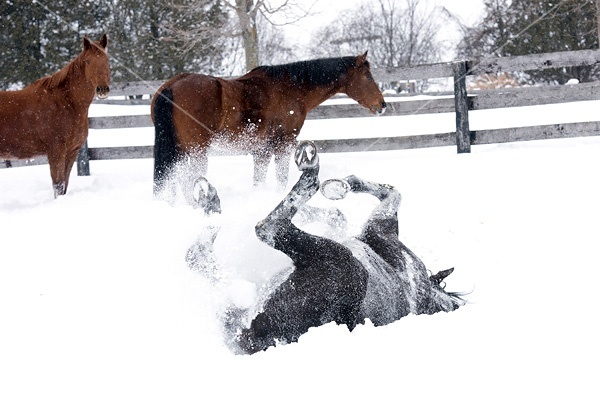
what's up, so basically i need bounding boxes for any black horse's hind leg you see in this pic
[346,175,401,236]
[323,175,463,315]
[348,175,435,312]
[322,175,401,238]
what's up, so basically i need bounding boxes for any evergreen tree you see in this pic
[1,1,53,88]
[0,0,229,88]
[459,0,599,84]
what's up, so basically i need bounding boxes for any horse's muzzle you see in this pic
[96,86,110,99]
[374,101,387,116]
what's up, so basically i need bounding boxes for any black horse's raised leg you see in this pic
[255,141,320,236]
[234,142,367,354]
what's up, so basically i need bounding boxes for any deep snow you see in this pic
[1,100,600,399]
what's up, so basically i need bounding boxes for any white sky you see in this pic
[281,0,485,59]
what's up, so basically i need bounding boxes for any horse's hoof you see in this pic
[320,179,350,200]
[53,182,66,198]
[192,176,221,215]
[294,141,319,170]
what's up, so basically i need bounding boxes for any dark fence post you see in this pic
[453,61,472,153]
[77,139,90,176]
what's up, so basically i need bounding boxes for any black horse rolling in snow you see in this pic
[187,141,464,354]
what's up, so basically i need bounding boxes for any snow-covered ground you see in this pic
[1,100,600,399]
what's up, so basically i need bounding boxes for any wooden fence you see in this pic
[3,49,600,174]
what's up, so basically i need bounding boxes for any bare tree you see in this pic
[257,13,295,65]
[308,0,442,68]
[167,0,316,74]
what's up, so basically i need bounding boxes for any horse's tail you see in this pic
[153,87,180,196]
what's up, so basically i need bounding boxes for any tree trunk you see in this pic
[597,0,600,47]
[235,0,259,71]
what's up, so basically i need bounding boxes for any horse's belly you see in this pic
[0,115,46,159]
[344,239,412,324]
[0,105,86,159]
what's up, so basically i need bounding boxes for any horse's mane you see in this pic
[251,56,363,88]
[29,52,84,90]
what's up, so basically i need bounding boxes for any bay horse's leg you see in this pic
[274,150,291,190]
[251,150,271,186]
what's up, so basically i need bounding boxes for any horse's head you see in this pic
[344,52,386,115]
[82,34,110,99]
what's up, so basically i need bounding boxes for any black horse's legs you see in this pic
[322,175,401,236]
[345,175,401,236]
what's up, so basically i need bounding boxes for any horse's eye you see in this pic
[85,59,90,65]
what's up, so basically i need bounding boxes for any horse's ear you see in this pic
[357,51,368,66]
[99,33,108,50]
[83,35,92,50]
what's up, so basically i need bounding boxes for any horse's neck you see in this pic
[35,58,95,108]
[61,61,95,107]
[294,84,340,112]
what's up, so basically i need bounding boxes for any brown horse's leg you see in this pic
[47,145,68,198]
[62,148,80,195]
[252,150,271,186]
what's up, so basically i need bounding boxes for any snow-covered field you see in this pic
[1,100,600,399]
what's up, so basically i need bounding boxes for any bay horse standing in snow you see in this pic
[0,34,110,198]
[152,52,386,198]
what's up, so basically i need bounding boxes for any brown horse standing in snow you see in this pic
[0,34,110,198]
[151,52,386,197]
